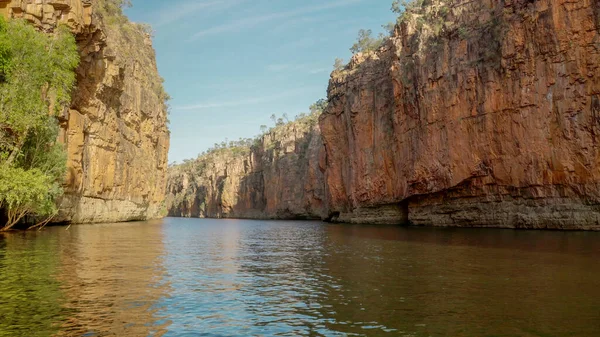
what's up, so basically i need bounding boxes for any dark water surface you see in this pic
[0,218,599,337]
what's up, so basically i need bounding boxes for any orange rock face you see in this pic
[1,1,170,223]
[0,0,91,33]
[320,0,600,229]
[58,5,170,223]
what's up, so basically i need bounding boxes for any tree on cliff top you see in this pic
[0,17,78,231]
[333,58,345,72]
[350,29,385,54]
[184,99,328,167]
[310,99,327,112]
[392,0,427,19]
[382,22,396,35]
[97,0,132,21]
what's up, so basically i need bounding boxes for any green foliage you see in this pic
[392,0,427,22]
[96,0,132,25]
[175,99,328,174]
[0,18,76,230]
[333,58,345,72]
[458,26,469,39]
[0,167,58,229]
[382,22,396,35]
[350,29,385,54]
[17,120,67,181]
[391,0,450,35]
[391,0,456,37]
[137,22,155,37]
[0,17,10,83]
[49,26,80,114]
[439,5,450,17]
[0,19,78,139]
[310,99,328,115]
[155,75,171,120]
[97,0,159,51]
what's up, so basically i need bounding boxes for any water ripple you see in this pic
[0,218,599,336]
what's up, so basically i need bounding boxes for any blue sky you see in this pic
[126,0,396,163]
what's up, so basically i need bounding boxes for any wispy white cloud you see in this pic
[265,63,331,75]
[269,15,324,35]
[309,67,330,74]
[190,0,364,40]
[266,63,294,72]
[174,87,317,111]
[151,0,244,28]
[277,35,331,51]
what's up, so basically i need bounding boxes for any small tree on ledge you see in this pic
[350,29,385,54]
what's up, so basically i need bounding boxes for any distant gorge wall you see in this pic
[171,0,600,230]
[166,122,325,220]
[1,0,170,223]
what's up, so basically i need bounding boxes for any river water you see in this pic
[0,218,599,337]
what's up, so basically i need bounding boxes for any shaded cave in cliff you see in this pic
[324,211,340,223]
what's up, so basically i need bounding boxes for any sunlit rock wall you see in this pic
[0,0,170,223]
[166,122,325,220]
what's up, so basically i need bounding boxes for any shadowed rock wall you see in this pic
[320,0,600,229]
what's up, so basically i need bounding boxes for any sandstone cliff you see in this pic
[320,0,600,229]
[0,0,170,223]
[166,114,325,220]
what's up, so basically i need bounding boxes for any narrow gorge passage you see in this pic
[0,0,599,336]
[167,0,600,230]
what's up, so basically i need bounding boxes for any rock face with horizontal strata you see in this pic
[0,0,92,33]
[0,0,170,223]
[320,0,600,229]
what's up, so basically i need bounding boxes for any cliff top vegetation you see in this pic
[334,0,503,75]
[96,0,171,119]
[170,99,327,172]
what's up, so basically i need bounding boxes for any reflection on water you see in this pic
[0,231,64,337]
[0,220,170,337]
[54,221,170,336]
[0,218,599,336]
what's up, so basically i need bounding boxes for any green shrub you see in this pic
[350,29,385,54]
[392,0,427,23]
[0,17,78,230]
[333,58,346,72]
[96,0,132,25]
[0,167,57,229]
